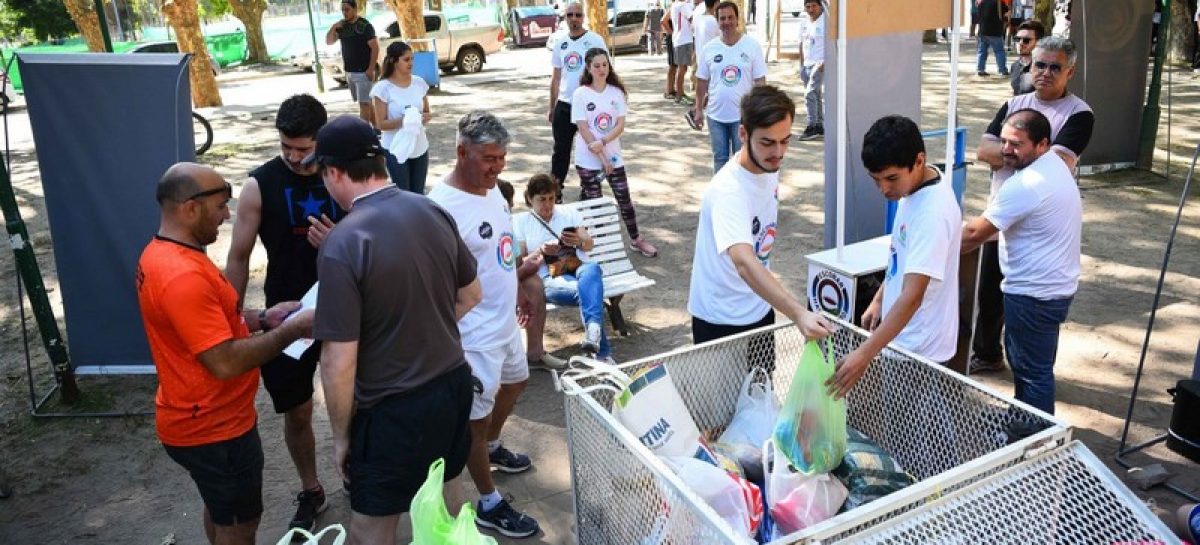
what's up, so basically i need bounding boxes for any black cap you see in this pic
[301,115,385,167]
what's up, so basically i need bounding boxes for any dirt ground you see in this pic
[2,41,1200,543]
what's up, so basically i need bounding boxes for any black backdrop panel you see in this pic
[18,53,193,372]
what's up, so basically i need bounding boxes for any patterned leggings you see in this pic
[576,165,640,240]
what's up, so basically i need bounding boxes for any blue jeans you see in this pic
[543,262,610,358]
[707,117,742,173]
[385,150,429,194]
[800,65,824,126]
[1002,293,1073,415]
[976,35,1008,74]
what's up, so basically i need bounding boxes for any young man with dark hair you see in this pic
[225,94,342,532]
[139,162,314,545]
[962,109,1082,415]
[310,115,481,544]
[827,115,962,398]
[1009,20,1045,95]
[688,85,833,350]
[326,0,379,127]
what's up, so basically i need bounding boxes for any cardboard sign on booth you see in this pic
[825,0,953,40]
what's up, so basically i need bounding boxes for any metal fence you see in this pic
[562,318,1077,544]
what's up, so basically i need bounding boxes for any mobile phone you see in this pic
[562,226,578,234]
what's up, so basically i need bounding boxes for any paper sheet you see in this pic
[283,282,318,360]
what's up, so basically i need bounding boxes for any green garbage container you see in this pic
[205,30,247,67]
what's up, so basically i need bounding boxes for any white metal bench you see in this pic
[513,197,656,336]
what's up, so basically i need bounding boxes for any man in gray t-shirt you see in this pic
[309,116,482,541]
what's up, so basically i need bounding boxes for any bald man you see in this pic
[136,163,314,545]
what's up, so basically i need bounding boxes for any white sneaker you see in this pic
[528,353,568,371]
[582,322,602,353]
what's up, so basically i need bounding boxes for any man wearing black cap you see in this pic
[309,116,482,543]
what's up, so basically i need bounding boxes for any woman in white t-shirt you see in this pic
[514,174,613,361]
[571,48,658,258]
[370,41,432,194]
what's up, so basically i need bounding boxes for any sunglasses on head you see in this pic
[186,182,232,201]
[1033,60,1064,74]
[1016,36,1034,44]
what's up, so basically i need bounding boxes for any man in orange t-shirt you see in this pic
[137,162,314,545]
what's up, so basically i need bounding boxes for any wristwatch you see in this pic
[258,309,270,332]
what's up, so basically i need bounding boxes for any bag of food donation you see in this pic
[772,340,847,474]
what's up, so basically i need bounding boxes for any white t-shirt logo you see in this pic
[479,221,493,239]
[564,52,583,71]
[721,65,742,87]
[496,232,517,271]
[755,222,777,264]
[595,112,614,132]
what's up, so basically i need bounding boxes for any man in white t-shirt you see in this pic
[827,115,962,398]
[797,0,826,140]
[427,112,540,538]
[688,85,834,359]
[692,1,767,173]
[669,0,696,103]
[548,2,609,202]
[693,0,719,53]
[961,109,1081,415]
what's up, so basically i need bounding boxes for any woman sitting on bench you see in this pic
[514,174,613,362]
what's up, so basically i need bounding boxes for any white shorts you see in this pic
[463,329,529,420]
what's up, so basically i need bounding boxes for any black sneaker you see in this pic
[683,110,702,130]
[969,355,1006,374]
[799,125,822,141]
[489,444,533,474]
[288,486,328,534]
[476,497,540,538]
[977,71,990,77]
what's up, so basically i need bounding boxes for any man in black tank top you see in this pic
[225,94,345,533]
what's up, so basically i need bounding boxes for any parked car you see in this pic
[129,41,221,76]
[782,0,805,17]
[321,10,505,83]
[510,5,560,47]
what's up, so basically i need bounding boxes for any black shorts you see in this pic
[261,342,321,414]
[163,426,264,526]
[692,309,777,372]
[666,34,674,66]
[347,364,473,516]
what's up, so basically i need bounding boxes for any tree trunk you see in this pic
[162,0,223,107]
[586,0,607,39]
[1167,0,1196,66]
[386,0,428,51]
[1034,0,1053,30]
[63,0,108,52]
[227,0,269,63]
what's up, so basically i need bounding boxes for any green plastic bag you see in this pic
[772,340,847,474]
[410,458,498,545]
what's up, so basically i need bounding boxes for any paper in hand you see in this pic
[283,282,318,360]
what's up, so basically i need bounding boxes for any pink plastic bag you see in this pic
[763,439,848,537]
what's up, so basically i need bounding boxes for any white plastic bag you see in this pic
[718,367,778,449]
[662,456,753,537]
[275,523,346,545]
[611,364,703,457]
[387,105,423,163]
[763,439,848,537]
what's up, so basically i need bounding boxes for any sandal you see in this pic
[629,236,659,258]
[663,92,678,100]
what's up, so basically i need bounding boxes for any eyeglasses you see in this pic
[186,182,232,201]
[1032,60,1064,74]
[1016,36,1034,44]
[566,12,583,18]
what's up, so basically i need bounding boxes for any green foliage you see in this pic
[5,0,78,41]
[199,0,231,19]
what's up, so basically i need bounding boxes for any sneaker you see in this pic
[675,94,695,105]
[582,322,603,353]
[489,444,533,474]
[476,497,540,538]
[683,110,702,130]
[288,486,328,533]
[630,236,659,257]
[528,352,568,371]
[976,71,990,77]
[799,125,822,141]
[969,355,1006,374]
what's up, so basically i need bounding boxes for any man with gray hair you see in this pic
[968,35,1092,376]
[428,111,541,539]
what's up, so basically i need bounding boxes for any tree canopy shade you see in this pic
[5,0,77,41]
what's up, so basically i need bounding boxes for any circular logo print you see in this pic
[714,54,724,62]
[812,270,851,318]
[560,41,569,50]
[595,113,614,132]
[496,232,517,271]
[565,52,583,71]
[478,221,493,240]
[586,102,596,111]
[755,223,776,264]
[751,216,761,236]
[721,65,741,87]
